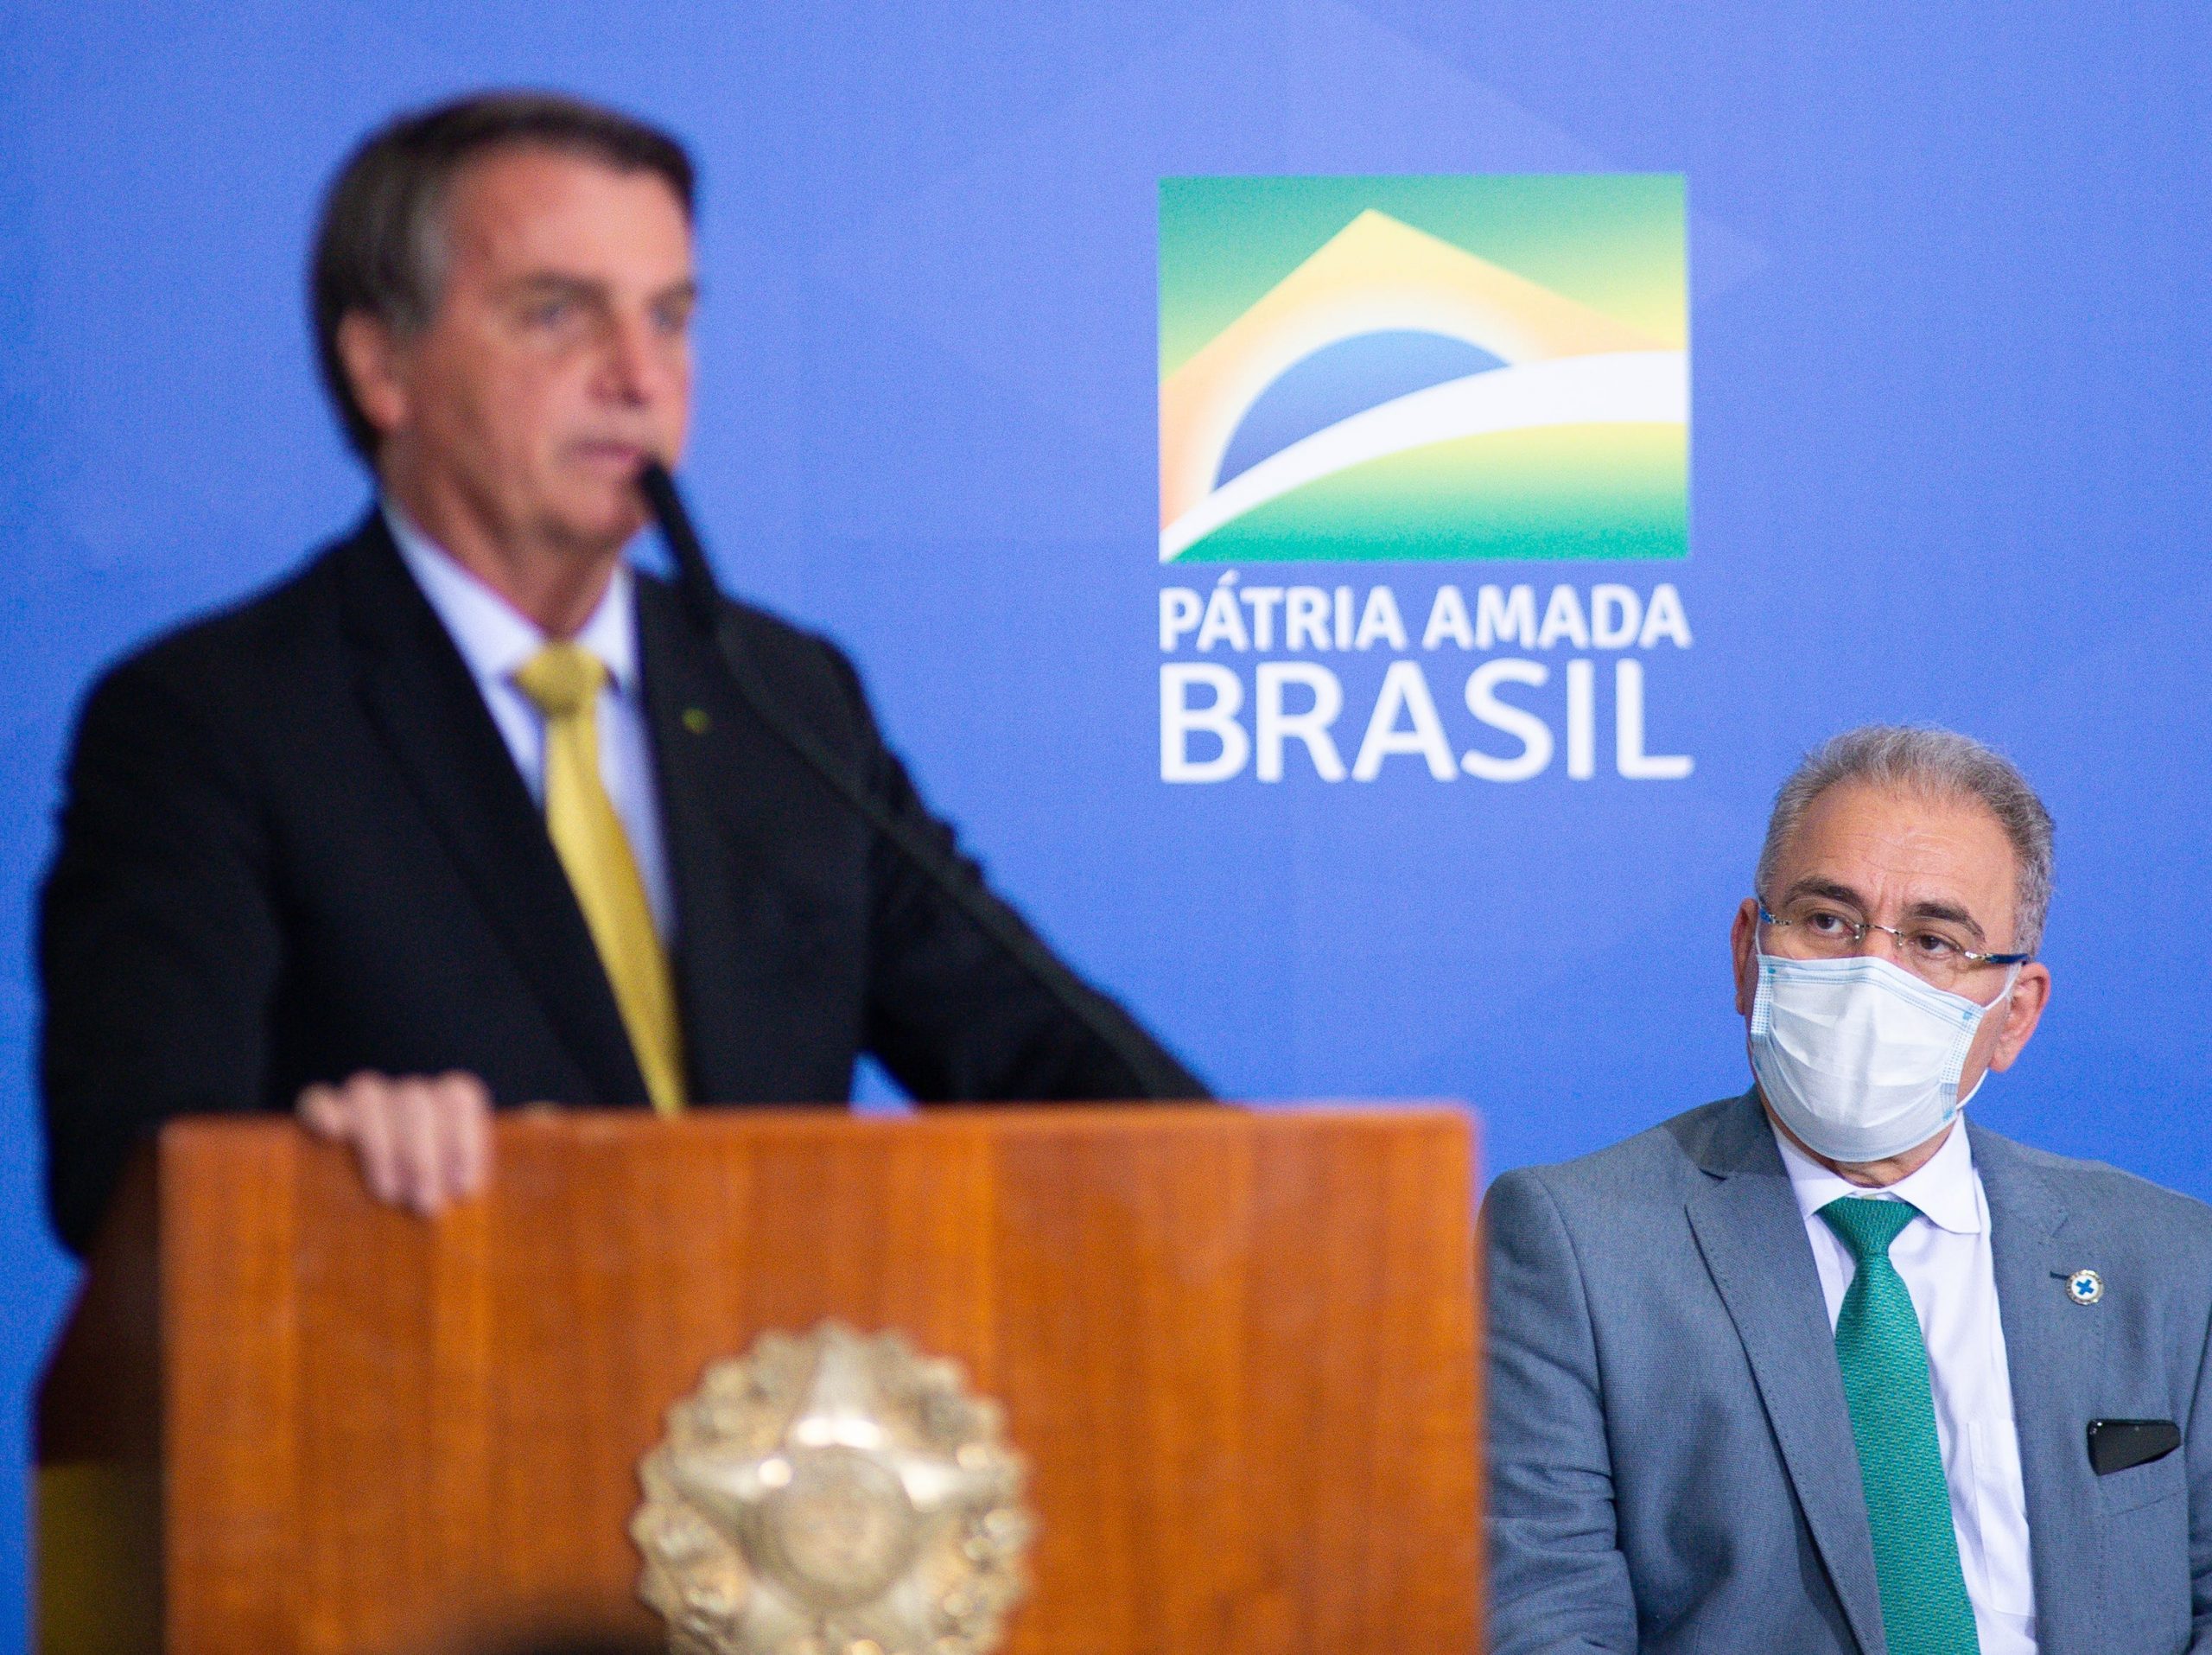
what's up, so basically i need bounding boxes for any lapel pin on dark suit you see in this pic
[682,708,712,735]
[2064,1268,2103,1305]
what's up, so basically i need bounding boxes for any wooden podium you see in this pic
[36,1105,1480,1654]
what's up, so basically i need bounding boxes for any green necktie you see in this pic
[1819,1195,1980,1655]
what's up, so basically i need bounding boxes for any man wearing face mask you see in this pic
[1484,725,2212,1655]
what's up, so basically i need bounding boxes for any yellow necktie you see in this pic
[512,642,685,1116]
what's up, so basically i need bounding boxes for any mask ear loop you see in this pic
[1954,962,2024,1111]
[1980,959,2023,1015]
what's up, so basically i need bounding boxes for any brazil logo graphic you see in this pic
[1159,175,1688,563]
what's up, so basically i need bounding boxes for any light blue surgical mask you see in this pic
[1751,952,2017,1163]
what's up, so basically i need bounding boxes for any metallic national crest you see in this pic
[632,1323,1033,1655]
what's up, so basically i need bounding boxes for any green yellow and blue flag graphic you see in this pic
[1160,175,1688,563]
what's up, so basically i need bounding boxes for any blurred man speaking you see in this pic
[38,92,1202,1253]
[1485,727,2212,1655]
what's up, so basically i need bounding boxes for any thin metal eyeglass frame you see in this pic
[1755,899,2032,971]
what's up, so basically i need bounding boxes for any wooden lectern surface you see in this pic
[39,1105,1479,1655]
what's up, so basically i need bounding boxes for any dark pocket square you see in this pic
[2088,1418,2181,1475]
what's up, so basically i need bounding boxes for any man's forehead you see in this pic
[441,146,692,270]
[1777,781,2018,904]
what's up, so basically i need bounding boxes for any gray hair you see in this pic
[1755,725,2055,955]
[309,92,695,460]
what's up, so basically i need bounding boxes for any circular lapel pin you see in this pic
[2067,1269,2103,1305]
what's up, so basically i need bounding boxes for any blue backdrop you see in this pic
[5,0,2211,1644]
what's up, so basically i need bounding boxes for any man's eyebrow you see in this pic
[1777,876,1867,910]
[499,271,609,301]
[1903,899,1987,944]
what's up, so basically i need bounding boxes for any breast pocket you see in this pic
[2092,1442,2191,1654]
[2097,1441,2188,1516]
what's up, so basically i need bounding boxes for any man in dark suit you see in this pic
[38,92,1204,1256]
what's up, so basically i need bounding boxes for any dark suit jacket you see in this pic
[40,512,1203,1254]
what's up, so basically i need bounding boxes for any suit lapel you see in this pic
[632,578,868,1104]
[633,582,751,1099]
[334,516,649,1106]
[1685,1094,1887,1655]
[1972,1122,2099,1655]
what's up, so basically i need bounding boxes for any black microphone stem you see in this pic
[636,461,1205,1103]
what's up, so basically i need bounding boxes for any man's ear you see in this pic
[1986,962,2052,1073]
[334,312,410,442]
[1730,898,1760,1017]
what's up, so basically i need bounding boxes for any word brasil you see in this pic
[1159,578,1693,785]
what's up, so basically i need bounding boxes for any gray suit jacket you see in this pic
[1484,1092,2212,1654]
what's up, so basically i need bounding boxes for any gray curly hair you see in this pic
[1755,725,2055,955]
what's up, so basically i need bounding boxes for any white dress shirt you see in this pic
[1774,1118,2037,1654]
[384,505,675,939]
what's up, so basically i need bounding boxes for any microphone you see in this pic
[636,461,725,640]
[635,460,1206,1103]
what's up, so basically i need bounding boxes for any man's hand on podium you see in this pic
[296,1070,493,1216]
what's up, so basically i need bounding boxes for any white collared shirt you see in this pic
[1774,1118,2037,1654]
[384,504,675,939]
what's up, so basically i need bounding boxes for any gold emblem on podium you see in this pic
[632,1322,1033,1655]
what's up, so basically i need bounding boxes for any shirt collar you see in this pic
[383,500,638,695]
[1771,1111,1985,1237]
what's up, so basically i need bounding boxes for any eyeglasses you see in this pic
[1757,896,2031,990]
